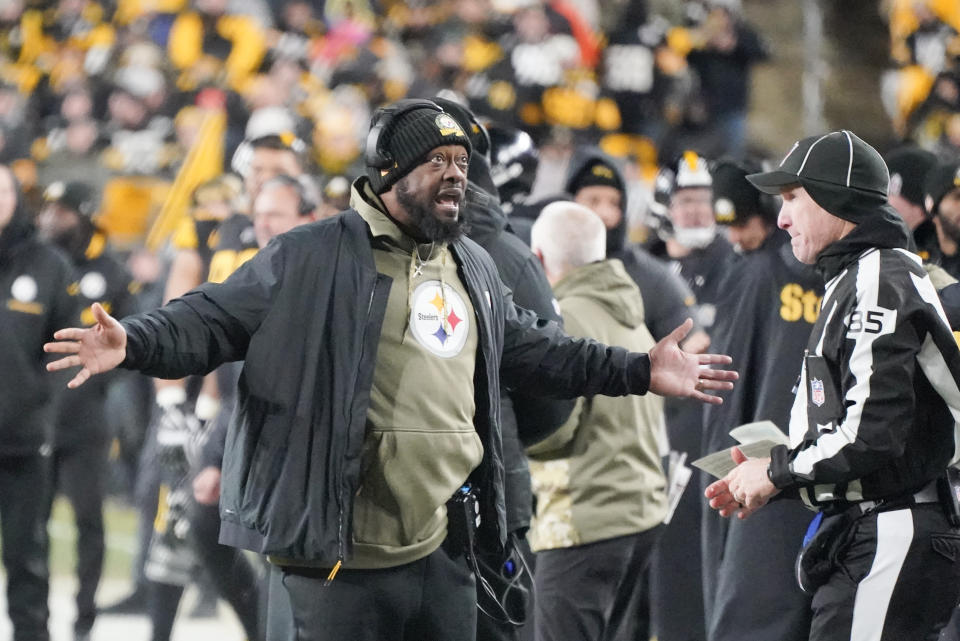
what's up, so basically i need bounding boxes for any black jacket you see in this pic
[121,205,652,563]
[0,218,78,454]
[465,162,575,533]
[55,230,140,447]
[700,241,822,640]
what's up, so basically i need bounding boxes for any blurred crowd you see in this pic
[0,0,772,253]
[6,0,960,641]
[883,0,960,158]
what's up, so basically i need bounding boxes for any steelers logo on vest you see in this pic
[436,113,466,138]
[410,280,470,358]
[79,271,107,299]
[11,275,38,302]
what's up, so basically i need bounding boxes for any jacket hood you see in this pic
[0,206,34,267]
[553,259,644,329]
[815,199,912,280]
[563,147,629,254]
[464,154,508,246]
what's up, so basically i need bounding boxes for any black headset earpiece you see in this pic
[365,99,444,170]
[264,174,316,216]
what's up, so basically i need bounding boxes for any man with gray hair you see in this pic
[528,201,668,641]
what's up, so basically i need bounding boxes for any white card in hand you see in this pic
[728,420,789,447]
[691,439,782,479]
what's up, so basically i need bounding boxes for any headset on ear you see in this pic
[365,99,444,170]
[262,174,317,216]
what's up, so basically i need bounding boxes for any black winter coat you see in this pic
[121,206,652,563]
[0,219,78,454]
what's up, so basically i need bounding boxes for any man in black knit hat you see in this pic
[44,99,738,641]
[884,145,940,262]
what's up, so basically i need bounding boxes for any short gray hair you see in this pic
[531,201,606,277]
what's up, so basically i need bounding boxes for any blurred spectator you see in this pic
[0,162,79,641]
[319,174,351,217]
[600,1,674,142]
[884,144,941,261]
[167,0,266,92]
[37,118,111,190]
[684,0,768,158]
[37,179,140,641]
[710,156,781,254]
[923,157,960,277]
[101,68,175,176]
[0,82,34,160]
[307,85,368,177]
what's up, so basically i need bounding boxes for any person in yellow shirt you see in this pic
[167,0,266,92]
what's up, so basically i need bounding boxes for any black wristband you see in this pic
[768,444,797,490]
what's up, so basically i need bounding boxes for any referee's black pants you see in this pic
[811,504,960,641]
[280,541,476,641]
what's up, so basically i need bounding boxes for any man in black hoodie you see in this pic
[564,146,708,349]
[36,180,140,641]
[0,164,79,641]
[433,96,575,641]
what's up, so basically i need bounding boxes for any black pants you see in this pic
[811,504,960,641]
[533,527,662,641]
[281,542,477,641]
[0,453,50,641]
[44,438,110,635]
[704,498,812,641]
[148,500,262,641]
[651,399,706,641]
[266,564,295,641]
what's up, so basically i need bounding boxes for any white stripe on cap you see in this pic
[797,133,833,176]
[843,130,854,187]
[780,141,799,167]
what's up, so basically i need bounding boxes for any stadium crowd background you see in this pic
[2,0,960,639]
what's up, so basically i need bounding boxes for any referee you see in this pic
[706,130,960,640]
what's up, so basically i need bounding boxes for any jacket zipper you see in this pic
[327,282,379,585]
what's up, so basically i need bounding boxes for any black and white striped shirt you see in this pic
[774,247,960,507]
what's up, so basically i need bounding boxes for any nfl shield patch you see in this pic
[810,378,825,407]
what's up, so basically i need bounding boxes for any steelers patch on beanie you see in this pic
[435,113,466,138]
[367,105,473,194]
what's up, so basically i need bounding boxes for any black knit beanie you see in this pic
[367,106,472,194]
[568,159,624,195]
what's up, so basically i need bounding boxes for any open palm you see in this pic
[44,302,127,389]
[648,319,737,404]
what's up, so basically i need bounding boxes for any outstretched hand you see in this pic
[44,302,127,389]
[648,318,737,404]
